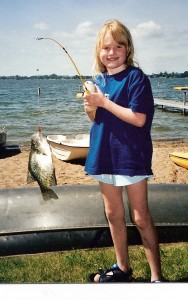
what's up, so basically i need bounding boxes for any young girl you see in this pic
[83,19,163,283]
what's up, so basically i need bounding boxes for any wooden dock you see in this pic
[154,98,188,115]
[154,86,188,115]
[154,98,188,111]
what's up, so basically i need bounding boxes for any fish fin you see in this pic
[40,186,58,201]
[27,171,36,183]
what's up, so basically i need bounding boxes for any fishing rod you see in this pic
[35,37,89,92]
[35,37,97,114]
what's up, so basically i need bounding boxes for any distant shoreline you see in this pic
[0,71,188,80]
[0,75,92,80]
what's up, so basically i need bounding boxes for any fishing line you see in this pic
[35,68,42,129]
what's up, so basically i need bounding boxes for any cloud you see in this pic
[75,21,94,37]
[54,21,96,41]
[33,22,49,31]
[51,21,97,58]
[132,20,163,39]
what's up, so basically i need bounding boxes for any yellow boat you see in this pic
[173,86,188,91]
[169,152,188,169]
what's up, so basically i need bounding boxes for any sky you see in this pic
[0,0,188,76]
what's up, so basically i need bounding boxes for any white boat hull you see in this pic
[47,134,90,161]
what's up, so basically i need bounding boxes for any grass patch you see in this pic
[0,243,187,283]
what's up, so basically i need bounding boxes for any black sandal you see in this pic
[89,264,133,283]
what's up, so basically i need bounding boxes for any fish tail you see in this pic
[40,186,58,201]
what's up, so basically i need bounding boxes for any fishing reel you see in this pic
[76,81,97,113]
[76,80,96,98]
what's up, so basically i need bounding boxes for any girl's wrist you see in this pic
[103,95,110,109]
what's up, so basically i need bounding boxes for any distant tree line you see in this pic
[0,74,92,80]
[148,71,188,78]
[0,71,187,80]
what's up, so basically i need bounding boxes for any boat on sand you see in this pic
[169,152,188,169]
[47,134,90,161]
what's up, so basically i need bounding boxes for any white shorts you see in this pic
[90,174,153,187]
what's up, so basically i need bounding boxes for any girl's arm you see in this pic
[83,86,146,127]
[103,98,146,127]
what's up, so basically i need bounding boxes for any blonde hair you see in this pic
[93,19,137,75]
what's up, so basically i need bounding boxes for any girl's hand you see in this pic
[83,85,107,111]
[83,100,97,113]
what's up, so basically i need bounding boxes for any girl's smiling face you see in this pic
[99,33,127,75]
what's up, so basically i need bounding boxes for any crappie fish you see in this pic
[27,127,58,201]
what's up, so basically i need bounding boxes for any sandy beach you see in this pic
[0,140,188,189]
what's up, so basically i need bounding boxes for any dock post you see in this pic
[183,92,186,115]
[183,91,186,106]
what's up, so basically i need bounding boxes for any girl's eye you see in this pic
[101,44,124,50]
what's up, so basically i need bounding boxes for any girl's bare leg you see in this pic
[126,179,162,282]
[92,182,130,282]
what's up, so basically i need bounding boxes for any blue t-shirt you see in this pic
[85,66,154,176]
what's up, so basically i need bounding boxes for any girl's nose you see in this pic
[109,48,115,54]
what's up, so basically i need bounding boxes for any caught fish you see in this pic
[27,127,58,201]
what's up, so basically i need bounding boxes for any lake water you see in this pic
[0,77,188,146]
